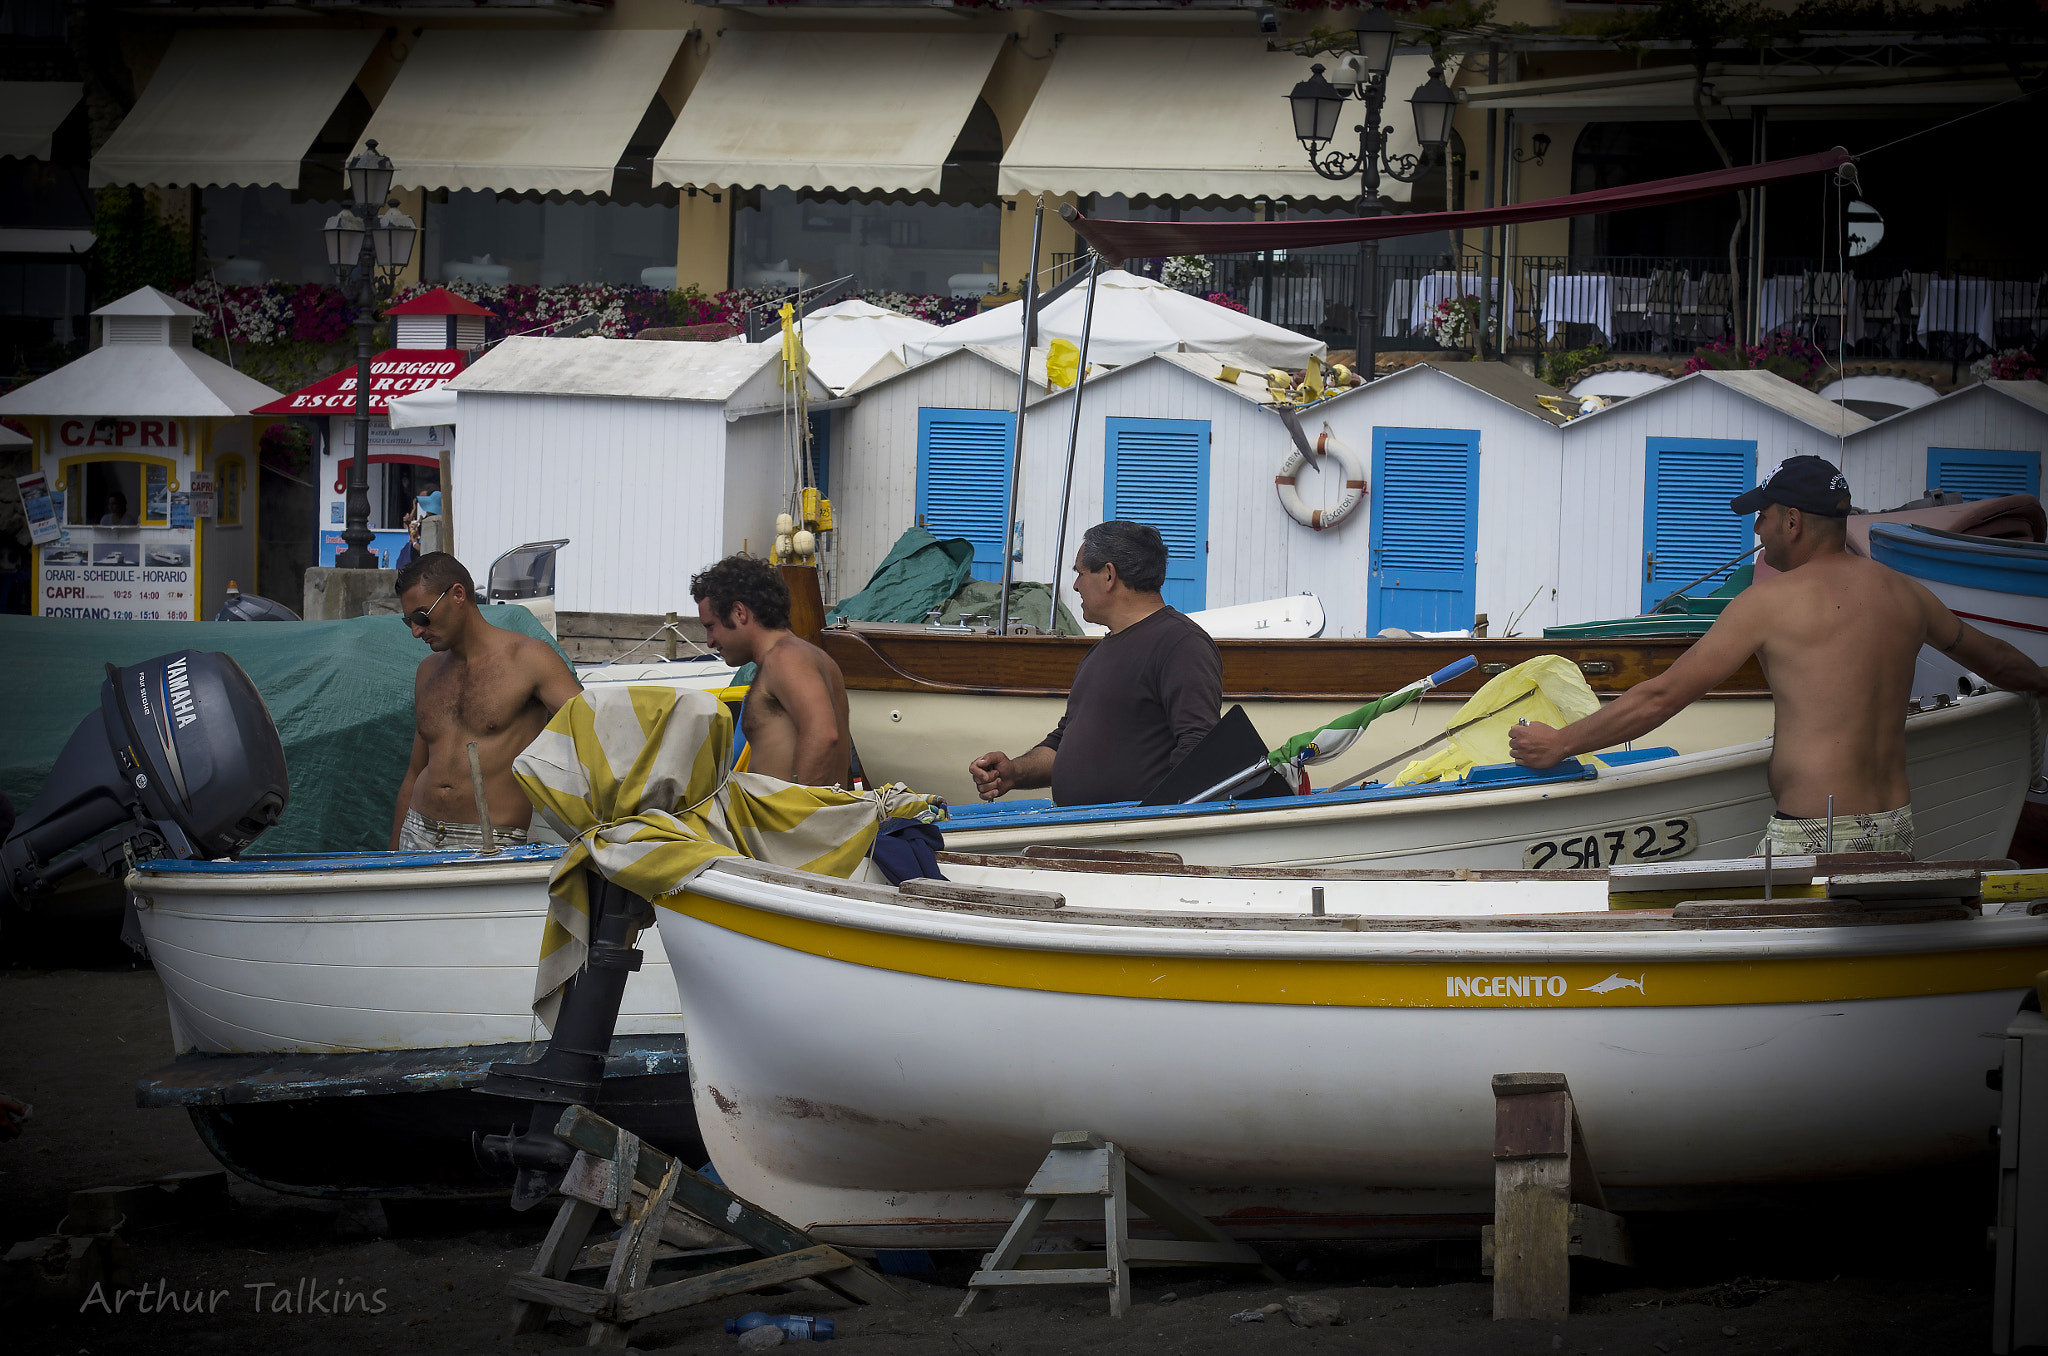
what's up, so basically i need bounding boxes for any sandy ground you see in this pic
[0,964,2007,1355]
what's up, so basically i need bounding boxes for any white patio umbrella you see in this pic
[902,269,1326,371]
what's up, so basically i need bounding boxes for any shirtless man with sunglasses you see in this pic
[388,552,581,851]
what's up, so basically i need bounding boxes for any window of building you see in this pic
[63,456,173,526]
[421,95,680,288]
[197,85,370,285]
[215,456,245,526]
[730,99,1003,297]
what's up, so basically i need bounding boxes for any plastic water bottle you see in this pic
[726,1312,836,1342]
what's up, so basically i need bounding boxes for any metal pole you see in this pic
[337,223,377,569]
[1356,77,1384,378]
[1478,45,1498,361]
[1749,108,1767,347]
[997,200,1045,636]
[1051,253,1103,632]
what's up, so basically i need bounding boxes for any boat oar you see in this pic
[1185,655,1479,804]
[466,741,498,856]
[1325,687,1540,792]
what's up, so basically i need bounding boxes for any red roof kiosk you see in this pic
[256,288,490,569]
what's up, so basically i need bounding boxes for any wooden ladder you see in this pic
[1481,1072,1636,1320]
[958,1130,1281,1319]
[503,1105,898,1347]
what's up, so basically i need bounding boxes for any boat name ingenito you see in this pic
[79,1278,390,1315]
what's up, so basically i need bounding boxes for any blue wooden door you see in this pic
[1103,417,1209,612]
[1367,427,1478,635]
[917,407,1014,581]
[1927,446,2040,500]
[1643,437,1756,613]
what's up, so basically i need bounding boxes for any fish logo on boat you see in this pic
[1580,973,1646,995]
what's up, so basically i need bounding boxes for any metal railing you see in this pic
[1068,249,2047,358]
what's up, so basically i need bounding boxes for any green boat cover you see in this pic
[935,578,1083,636]
[1541,564,1754,639]
[0,606,564,855]
[826,528,976,625]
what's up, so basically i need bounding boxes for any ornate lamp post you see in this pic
[323,139,417,569]
[1288,0,1456,376]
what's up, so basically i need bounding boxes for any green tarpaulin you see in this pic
[826,528,975,625]
[937,578,1083,636]
[0,606,564,855]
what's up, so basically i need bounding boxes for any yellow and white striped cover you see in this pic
[513,684,942,1027]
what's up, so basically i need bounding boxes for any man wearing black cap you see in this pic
[1510,454,2047,855]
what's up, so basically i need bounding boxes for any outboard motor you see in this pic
[214,585,301,622]
[1,650,289,902]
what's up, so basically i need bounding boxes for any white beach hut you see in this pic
[837,349,1573,639]
[443,335,834,614]
[1555,369,1875,624]
[903,270,1326,370]
[1840,380,2046,511]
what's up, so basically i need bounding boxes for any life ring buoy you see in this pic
[1275,424,1366,531]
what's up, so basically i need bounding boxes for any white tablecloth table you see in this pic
[1246,276,1326,328]
[1918,279,1998,349]
[1754,275,1863,343]
[1408,273,1515,343]
[1541,275,1613,341]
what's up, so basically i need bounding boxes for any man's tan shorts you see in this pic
[398,808,529,853]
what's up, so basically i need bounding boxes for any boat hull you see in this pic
[657,862,2048,1246]
[128,849,666,1055]
[939,693,2033,868]
[854,689,1776,808]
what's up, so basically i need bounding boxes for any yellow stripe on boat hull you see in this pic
[674,896,2048,1009]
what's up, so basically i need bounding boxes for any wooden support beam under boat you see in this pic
[1483,1072,1635,1321]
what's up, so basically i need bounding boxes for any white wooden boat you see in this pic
[1868,523,2048,699]
[654,853,2048,1247]
[940,690,2036,869]
[127,846,679,1055]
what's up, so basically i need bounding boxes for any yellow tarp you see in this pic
[513,685,942,1028]
[1388,655,1601,786]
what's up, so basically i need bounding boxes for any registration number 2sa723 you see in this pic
[1521,816,1698,870]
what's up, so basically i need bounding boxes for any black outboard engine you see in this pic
[1,650,289,902]
[214,587,300,622]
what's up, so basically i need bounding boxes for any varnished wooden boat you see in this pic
[820,624,1772,804]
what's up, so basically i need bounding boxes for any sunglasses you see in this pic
[404,585,454,630]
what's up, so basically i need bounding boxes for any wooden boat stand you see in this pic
[958,1130,1281,1318]
[503,1104,898,1347]
[1481,1072,1636,1320]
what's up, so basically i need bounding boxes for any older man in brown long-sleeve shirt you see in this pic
[970,521,1221,806]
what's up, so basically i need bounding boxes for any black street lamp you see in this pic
[1288,0,1455,376]
[323,139,417,569]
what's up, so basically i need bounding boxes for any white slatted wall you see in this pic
[1841,385,2048,511]
[455,392,727,615]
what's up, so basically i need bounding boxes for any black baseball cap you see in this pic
[1730,455,1852,517]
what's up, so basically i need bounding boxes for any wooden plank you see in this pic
[1698,905,1972,928]
[506,1197,603,1337]
[1567,1109,1606,1212]
[1672,897,1867,917]
[1495,1089,1571,1159]
[969,1268,1118,1287]
[1611,883,1825,910]
[1609,859,1817,892]
[557,612,707,642]
[957,1196,1055,1316]
[1492,1072,1569,1098]
[506,1271,608,1318]
[1026,1145,1113,1196]
[1122,1164,1278,1277]
[1020,846,1186,865]
[1105,1146,1130,1318]
[1493,1154,1572,1321]
[1828,868,1982,902]
[1568,1204,1635,1267]
[612,1245,856,1324]
[900,877,1065,911]
[589,1157,685,1346]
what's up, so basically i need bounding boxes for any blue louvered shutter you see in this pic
[1103,418,1209,612]
[1927,447,2041,501]
[1368,428,1479,635]
[917,408,1014,581]
[1643,437,1756,613]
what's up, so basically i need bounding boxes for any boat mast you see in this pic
[997,200,1045,636]
[1050,251,1103,633]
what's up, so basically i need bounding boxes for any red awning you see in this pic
[253,349,467,416]
[1067,146,1854,259]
